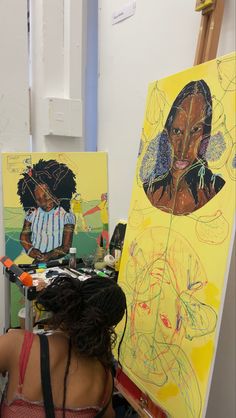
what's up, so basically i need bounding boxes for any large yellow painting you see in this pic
[117,52,235,418]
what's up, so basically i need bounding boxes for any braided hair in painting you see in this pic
[17,159,76,212]
[142,80,225,206]
[36,276,127,416]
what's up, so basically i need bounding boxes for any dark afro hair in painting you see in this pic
[17,159,76,212]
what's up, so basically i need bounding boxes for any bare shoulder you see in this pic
[0,329,25,372]
[1,328,25,342]
[102,370,115,418]
[91,362,115,418]
[84,358,109,387]
[78,358,113,402]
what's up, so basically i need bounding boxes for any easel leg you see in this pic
[194,14,210,65]
[4,275,11,332]
[203,0,225,62]
[194,0,225,65]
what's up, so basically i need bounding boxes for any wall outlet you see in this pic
[44,97,83,137]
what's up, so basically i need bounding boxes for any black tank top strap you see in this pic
[38,333,55,418]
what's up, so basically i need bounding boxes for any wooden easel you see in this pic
[115,368,167,418]
[115,1,225,416]
[194,0,225,64]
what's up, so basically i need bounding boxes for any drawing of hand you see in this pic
[30,248,44,260]
[38,253,52,262]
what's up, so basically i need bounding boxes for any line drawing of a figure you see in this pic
[71,193,88,234]
[119,226,218,418]
[141,80,225,215]
[83,193,109,249]
[17,159,76,262]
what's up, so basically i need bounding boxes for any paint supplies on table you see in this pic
[69,247,77,269]
[108,220,127,271]
[0,256,33,286]
[94,235,107,269]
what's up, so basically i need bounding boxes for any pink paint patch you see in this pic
[138,302,151,314]
[160,313,172,329]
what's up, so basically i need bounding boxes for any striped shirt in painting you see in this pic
[25,207,75,253]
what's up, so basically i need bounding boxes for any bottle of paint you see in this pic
[69,247,77,269]
[94,235,106,269]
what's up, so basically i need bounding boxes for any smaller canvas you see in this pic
[2,152,108,324]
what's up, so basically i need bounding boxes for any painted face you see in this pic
[101,193,107,201]
[34,184,58,212]
[169,93,206,171]
[74,193,82,201]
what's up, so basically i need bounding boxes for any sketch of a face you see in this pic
[141,80,225,215]
[101,193,107,201]
[34,183,58,212]
[169,93,205,172]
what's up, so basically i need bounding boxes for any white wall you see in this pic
[0,0,94,331]
[30,0,86,152]
[98,1,235,417]
[0,0,30,332]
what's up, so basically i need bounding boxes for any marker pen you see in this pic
[78,268,94,274]
[102,268,114,277]
[94,270,109,278]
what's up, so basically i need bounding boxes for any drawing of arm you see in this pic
[41,223,75,261]
[20,219,43,260]
[83,205,100,216]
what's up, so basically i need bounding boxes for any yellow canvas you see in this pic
[2,152,108,324]
[116,52,235,418]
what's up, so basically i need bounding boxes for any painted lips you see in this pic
[174,160,190,170]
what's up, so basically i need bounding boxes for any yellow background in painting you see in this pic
[2,152,108,207]
[1,152,108,325]
[116,53,235,418]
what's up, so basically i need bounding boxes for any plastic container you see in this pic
[69,247,77,269]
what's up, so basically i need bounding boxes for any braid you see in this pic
[117,307,128,367]
[62,338,72,418]
[36,276,127,368]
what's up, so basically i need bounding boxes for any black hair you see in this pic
[17,159,76,212]
[36,275,127,368]
[164,79,212,158]
[143,80,225,206]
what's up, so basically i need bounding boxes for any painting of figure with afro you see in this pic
[2,152,108,324]
[17,159,76,262]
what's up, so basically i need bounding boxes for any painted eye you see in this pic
[172,128,182,135]
[191,125,202,134]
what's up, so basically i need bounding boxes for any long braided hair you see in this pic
[36,276,127,415]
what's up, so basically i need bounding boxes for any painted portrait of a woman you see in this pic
[141,80,225,215]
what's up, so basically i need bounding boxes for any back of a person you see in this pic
[1,330,112,417]
[2,399,100,418]
[1,276,126,418]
